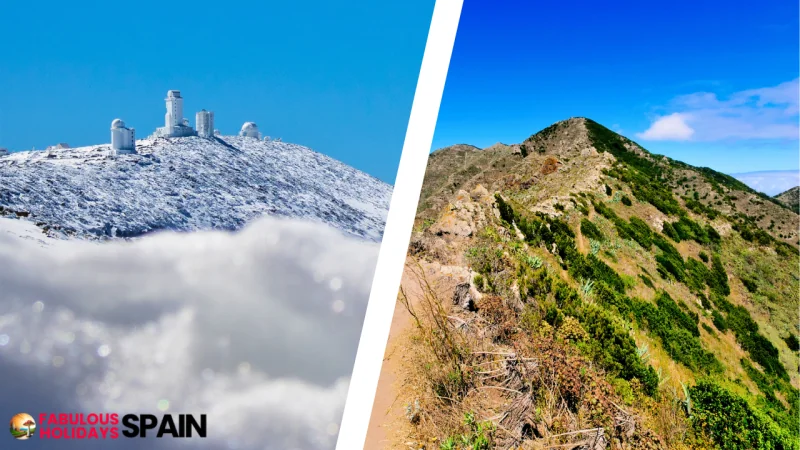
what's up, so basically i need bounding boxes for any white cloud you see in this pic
[637,78,800,142]
[636,113,695,141]
[0,216,378,450]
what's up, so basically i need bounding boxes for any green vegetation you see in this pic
[401,118,799,450]
[439,412,494,450]
[726,306,787,380]
[689,380,796,450]
[580,218,604,241]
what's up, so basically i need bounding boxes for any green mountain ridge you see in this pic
[403,117,799,449]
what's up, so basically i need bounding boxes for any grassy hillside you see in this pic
[397,118,799,450]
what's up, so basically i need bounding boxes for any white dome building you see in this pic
[239,122,261,139]
[110,118,136,155]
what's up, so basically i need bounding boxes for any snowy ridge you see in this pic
[0,136,392,242]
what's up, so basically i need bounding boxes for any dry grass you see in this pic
[392,260,683,450]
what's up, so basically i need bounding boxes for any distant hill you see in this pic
[776,186,800,213]
[391,117,799,450]
[0,136,391,242]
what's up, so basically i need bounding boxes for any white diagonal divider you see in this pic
[335,0,464,448]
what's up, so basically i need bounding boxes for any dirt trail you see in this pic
[363,259,466,449]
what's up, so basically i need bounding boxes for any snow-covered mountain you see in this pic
[0,136,392,242]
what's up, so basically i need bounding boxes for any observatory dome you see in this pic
[111,119,125,129]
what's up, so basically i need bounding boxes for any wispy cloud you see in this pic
[637,78,799,142]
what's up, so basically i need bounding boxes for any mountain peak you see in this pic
[519,117,597,158]
[0,136,391,242]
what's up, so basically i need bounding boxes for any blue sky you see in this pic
[433,0,799,194]
[0,0,435,184]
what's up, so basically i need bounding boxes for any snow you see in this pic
[0,136,391,242]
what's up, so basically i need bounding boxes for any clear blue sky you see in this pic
[0,0,435,184]
[434,0,799,188]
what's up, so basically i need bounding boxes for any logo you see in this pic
[9,413,36,440]
[9,412,207,440]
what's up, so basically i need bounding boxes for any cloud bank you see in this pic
[0,216,379,450]
[731,170,800,196]
[637,78,799,142]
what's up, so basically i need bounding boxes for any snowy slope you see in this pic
[0,136,392,242]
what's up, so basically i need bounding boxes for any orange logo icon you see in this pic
[10,413,36,440]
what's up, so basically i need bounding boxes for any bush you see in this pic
[593,201,653,249]
[662,221,681,242]
[638,274,655,289]
[741,276,758,293]
[578,304,658,396]
[568,253,626,293]
[621,195,632,206]
[689,380,796,450]
[784,334,800,352]
[709,254,730,297]
[465,246,504,275]
[627,217,654,249]
[727,306,787,380]
[698,251,709,263]
[656,292,698,337]
[635,293,722,374]
[711,310,728,332]
[685,257,711,294]
[580,218,604,241]
[673,216,710,244]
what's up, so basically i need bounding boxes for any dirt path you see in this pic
[363,285,411,449]
[363,259,468,449]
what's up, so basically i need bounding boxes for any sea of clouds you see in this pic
[0,216,378,450]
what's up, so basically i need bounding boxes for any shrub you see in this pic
[709,254,730,297]
[741,276,758,293]
[638,274,655,289]
[656,292,699,337]
[621,195,632,206]
[578,304,658,396]
[698,251,709,263]
[655,240,686,282]
[593,201,653,249]
[465,246,505,275]
[673,216,709,244]
[784,334,800,352]
[568,253,626,293]
[705,224,721,244]
[711,310,728,332]
[635,293,722,374]
[727,306,787,380]
[689,380,796,450]
[580,218,604,241]
[627,217,654,249]
[685,257,711,294]
[662,221,681,242]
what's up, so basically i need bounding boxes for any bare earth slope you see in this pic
[776,186,800,213]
